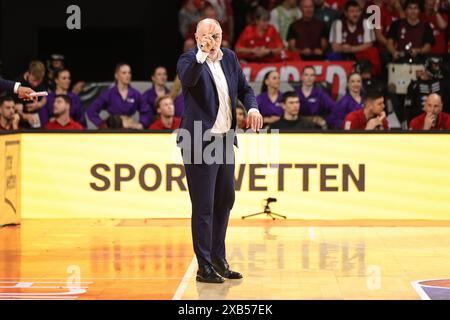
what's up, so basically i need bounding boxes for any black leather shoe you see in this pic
[212,259,243,279]
[196,264,225,283]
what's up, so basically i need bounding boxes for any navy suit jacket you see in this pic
[176,48,258,149]
[0,78,15,94]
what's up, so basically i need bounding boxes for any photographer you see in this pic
[387,0,435,63]
[404,56,449,122]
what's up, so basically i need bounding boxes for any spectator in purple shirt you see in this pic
[39,68,87,128]
[330,72,364,129]
[256,70,284,125]
[87,63,149,129]
[295,65,335,129]
[142,66,184,124]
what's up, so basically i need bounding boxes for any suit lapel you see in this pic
[194,48,215,83]
[220,56,234,106]
[220,53,237,129]
[204,62,215,83]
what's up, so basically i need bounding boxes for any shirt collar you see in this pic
[113,84,135,97]
[214,49,224,61]
[197,46,223,62]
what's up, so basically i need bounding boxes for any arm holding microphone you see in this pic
[0,78,37,100]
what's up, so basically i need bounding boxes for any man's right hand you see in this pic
[366,117,383,130]
[23,113,40,127]
[12,113,20,130]
[423,113,436,130]
[200,35,214,54]
[392,51,401,60]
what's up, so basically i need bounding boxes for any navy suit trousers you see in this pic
[182,135,235,267]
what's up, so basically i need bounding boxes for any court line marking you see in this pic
[0,286,89,289]
[0,278,181,280]
[0,296,77,300]
[410,279,450,300]
[172,257,197,300]
[0,289,86,296]
[0,281,93,284]
[308,227,315,240]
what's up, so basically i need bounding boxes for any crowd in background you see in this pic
[1,0,450,132]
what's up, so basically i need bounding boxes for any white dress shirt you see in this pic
[14,82,21,93]
[196,48,258,134]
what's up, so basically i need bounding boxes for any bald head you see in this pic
[427,93,443,104]
[424,93,443,115]
[196,18,221,34]
[195,18,223,60]
[300,0,315,19]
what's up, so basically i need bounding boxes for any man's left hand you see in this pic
[246,111,263,132]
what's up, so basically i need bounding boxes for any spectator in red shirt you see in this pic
[148,96,181,130]
[409,93,450,130]
[39,68,87,128]
[344,89,389,130]
[45,95,84,130]
[422,0,448,55]
[287,0,328,60]
[235,6,285,63]
[0,96,20,131]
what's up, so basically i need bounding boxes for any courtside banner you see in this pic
[0,134,21,226]
[18,133,450,220]
[241,61,354,98]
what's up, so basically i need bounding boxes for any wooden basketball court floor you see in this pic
[2,218,450,300]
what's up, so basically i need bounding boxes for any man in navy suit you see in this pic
[0,78,36,100]
[177,18,263,283]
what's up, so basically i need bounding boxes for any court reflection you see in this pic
[4,220,450,299]
[226,229,366,277]
[196,279,244,300]
[0,226,21,284]
[88,226,192,278]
